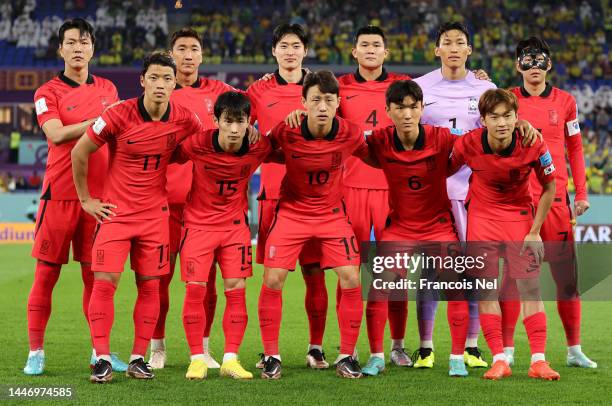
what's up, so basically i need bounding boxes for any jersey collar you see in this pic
[212,129,250,155]
[354,67,388,83]
[137,95,171,122]
[175,77,202,90]
[275,69,307,86]
[58,71,94,87]
[392,125,425,151]
[481,129,517,157]
[519,83,553,98]
[300,117,339,141]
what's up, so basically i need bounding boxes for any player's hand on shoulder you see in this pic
[247,125,260,144]
[521,232,544,264]
[574,200,590,216]
[285,110,306,128]
[473,69,491,82]
[81,198,116,223]
[516,120,542,146]
[259,72,274,81]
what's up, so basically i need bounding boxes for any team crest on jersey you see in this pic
[468,97,478,114]
[269,246,276,259]
[100,96,109,108]
[548,110,558,126]
[205,98,214,114]
[187,261,195,275]
[426,156,436,171]
[240,164,251,177]
[331,152,342,169]
[167,133,177,149]
[40,239,50,255]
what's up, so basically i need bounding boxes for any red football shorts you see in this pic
[32,199,96,264]
[263,208,360,270]
[466,214,539,279]
[538,202,576,263]
[168,203,185,255]
[257,198,321,267]
[180,226,253,282]
[91,216,170,276]
[343,186,389,243]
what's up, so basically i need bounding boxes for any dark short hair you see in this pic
[478,89,518,117]
[354,25,386,46]
[214,91,251,120]
[302,70,339,98]
[169,27,202,49]
[272,23,309,48]
[141,52,177,76]
[385,80,423,107]
[58,18,96,46]
[515,36,551,58]
[436,22,470,46]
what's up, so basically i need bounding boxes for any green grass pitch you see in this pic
[0,244,610,405]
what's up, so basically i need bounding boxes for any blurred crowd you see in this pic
[0,171,41,193]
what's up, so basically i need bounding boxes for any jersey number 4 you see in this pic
[366,110,378,127]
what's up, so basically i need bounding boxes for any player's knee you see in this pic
[186,281,207,287]
[335,265,360,288]
[263,268,287,290]
[94,271,121,286]
[224,278,245,291]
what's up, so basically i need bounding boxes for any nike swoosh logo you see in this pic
[291,153,304,159]
[241,266,250,271]
[424,102,437,106]
[126,140,140,144]
[204,166,217,170]
[67,105,78,111]
[267,101,280,108]
[346,95,358,100]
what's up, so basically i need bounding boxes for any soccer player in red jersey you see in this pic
[149,28,238,370]
[175,92,271,380]
[449,89,560,380]
[338,25,413,371]
[24,18,127,376]
[500,37,596,368]
[362,79,470,377]
[248,24,330,369]
[258,71,369,379]
[71,52,203,383]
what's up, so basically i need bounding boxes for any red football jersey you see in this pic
[511,85,588,205]
[449,128,556,221]
[366,124,455,231]
[174,129,272,231]
[86,96,203,220]
[34,72,118,200]
[338,69,410,190]
[247,70,307,200]
[268,117,368,217]
[166,77,238,204]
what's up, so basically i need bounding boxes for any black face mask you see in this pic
[517,48,550,71]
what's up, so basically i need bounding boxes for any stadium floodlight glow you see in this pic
[517,47,550,71]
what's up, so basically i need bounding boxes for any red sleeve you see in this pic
[564,97,588,201]
[266,122,283,150]
[534,141,557,186]
[86,109,115,146]
[351,130,369,159]
[173,133,195,164]
[246,86,258,125]
[34,86,60,127]
[448,133,467,175]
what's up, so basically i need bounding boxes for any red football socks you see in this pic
[557,299,581,346]
[223,288,248,353]
[338,287,363,355]
[80,264,94,326]
[88,279,117,356]
[303,272,328,346]
[447,301,469,355]
[365,300,387,353]
[500,300,521,347]
[132,278,160,357]
[524,311,547,355]
[258,285,282,355]
[27,261,61,350]
[182,283,207,355]
[388,299,408,342]
[153,265,174,340]
[203,264,217,338]
[480,313,504,356]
